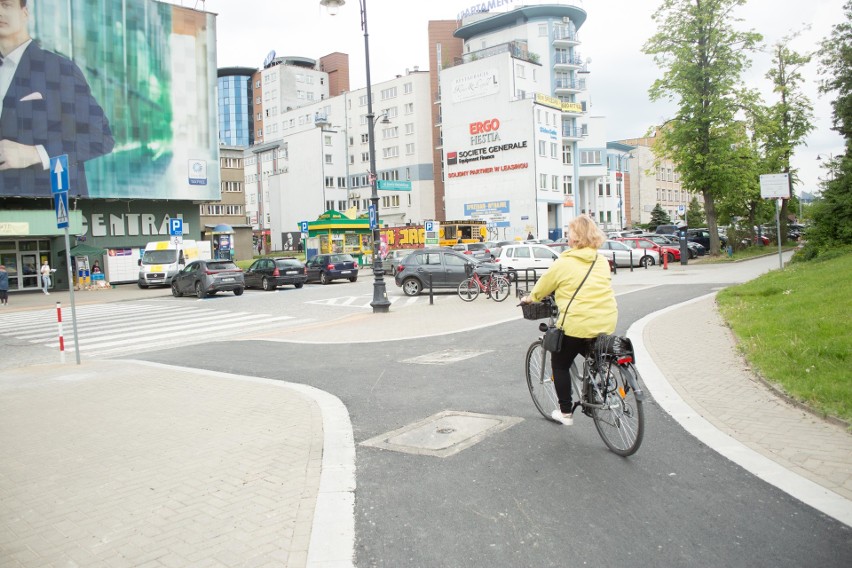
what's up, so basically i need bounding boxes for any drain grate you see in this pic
[359,410,523,458]
[402,349,492,365]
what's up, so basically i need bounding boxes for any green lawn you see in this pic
[716,252,852,424]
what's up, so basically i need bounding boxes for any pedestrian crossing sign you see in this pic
[55,191,69,229]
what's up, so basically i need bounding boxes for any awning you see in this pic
[68,244,107,256]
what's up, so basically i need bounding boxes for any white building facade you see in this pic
[440,3,622,240]
[244,70,437,250]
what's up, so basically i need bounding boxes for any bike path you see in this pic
[2,254,850,567]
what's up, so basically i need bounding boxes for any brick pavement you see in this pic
[0,362,326,568]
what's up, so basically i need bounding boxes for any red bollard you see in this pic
[56,302,65,363]
[663,251,669,270]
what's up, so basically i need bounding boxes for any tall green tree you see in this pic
[650,203,672,228]
[643,0,762,254]
[811,0,852,249]
[760,35,814,241]
[686,195,705,227]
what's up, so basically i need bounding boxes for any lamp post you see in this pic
[321,0,390,313]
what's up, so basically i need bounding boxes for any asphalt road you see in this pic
[128,282,851,568]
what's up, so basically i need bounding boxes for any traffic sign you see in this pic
[760,173,790,199]
[50,155,69,194]
[299,221,309,233]
[677,205,685,215]
[168,218,183,236]
[368,204,377,230]
[55,191,69,228]
[425,221,434,232]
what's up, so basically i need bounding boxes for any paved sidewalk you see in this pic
[2,259,851,567]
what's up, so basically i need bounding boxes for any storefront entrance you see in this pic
[0,240,52,291]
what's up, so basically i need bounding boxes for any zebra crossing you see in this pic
[0,301,313,358]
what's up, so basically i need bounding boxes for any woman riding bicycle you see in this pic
[520,216,617,425]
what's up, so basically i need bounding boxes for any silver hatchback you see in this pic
[171,260,245,298]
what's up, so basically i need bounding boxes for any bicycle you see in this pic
[520,295,646,456]
[458,264,511,302]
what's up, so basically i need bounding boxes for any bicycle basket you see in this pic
[521,301,552,320]
[464,263,474,277]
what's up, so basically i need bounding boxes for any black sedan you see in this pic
[244,257,307,290]
[171,260,244,298]
[306,253,359,284]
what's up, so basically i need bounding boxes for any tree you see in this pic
[650,203,672,228]
[686,196,705,227]
[759,35,814,241]
[808,1,852,251]
[643,0,762,255]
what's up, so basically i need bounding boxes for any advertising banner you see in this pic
[2,0,220,201]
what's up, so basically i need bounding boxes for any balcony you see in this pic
[561,125,583,140]
[553,52,584,70]
[554,78,584,95]
[451,41,540,68]
[553,27,580,47]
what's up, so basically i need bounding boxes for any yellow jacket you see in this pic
[529,247,617,338]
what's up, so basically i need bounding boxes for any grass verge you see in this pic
[716,252,852,423]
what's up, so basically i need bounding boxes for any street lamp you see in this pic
[321,0,390,313]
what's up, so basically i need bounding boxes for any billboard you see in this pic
[1,0,220,200]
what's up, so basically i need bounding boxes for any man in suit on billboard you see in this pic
[0,0,114,197]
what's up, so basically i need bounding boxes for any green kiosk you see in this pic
[305,210,375,266]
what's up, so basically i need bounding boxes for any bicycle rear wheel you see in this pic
[489,275,511,302]
[591,363,644,456]
[525,341,560,422]
[457,278,479,301]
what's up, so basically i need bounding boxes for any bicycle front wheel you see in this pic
[525,341,560,422]
[457,278,479,301]
[591,363,645,456]
[489,275,511,302]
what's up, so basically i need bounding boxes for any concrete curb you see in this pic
[627,294,852,528]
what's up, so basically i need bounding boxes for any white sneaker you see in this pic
[551,409,573,426]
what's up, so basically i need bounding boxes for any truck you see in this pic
[137,240,212,288]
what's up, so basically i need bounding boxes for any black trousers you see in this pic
[551,334,594,414]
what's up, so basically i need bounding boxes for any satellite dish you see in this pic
[263,50,276,67]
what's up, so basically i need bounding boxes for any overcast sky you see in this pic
[193,0,845,197]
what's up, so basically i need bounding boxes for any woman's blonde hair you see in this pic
[569,215,606,249]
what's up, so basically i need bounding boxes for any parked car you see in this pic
[244,257,307,290]
[598,240,644,268]
[305,253,359,284]
[491,243,560,280]
[171,259,244,298]
[393,248,499,296]
[615,236,681,266]
[645,234,705,259]
[451,242,492,261]
[687,229,728,250]
[382,249,414,273]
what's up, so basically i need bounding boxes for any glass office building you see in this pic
[218,67,256,147]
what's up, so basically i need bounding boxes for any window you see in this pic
[538,23,548,37]
[580,150,602,165]
[606,183,611,197]
[359,95,369,106]
[405,123,415,135]
[404,102,414,114]
[516,63,525,78]
[539,173,547,189]
[552,175,559,192]
[338,177,346,188]
[381,86,397,100]
[510,247,531,260]
[324,135,332,146]
[563,175,573,195]
[538,141,546,156]
[326,200,335,210]
[361,152,370,162]
[405,143,415,155]
[361,133,369,143]
[550,143,558,159]
[325,176,334,188]
[383,146,399,159]
[382,126,399,139]
[404,82,413,94]
[598,182,604,196]
[384,107,398,119]
[562,145,572,165]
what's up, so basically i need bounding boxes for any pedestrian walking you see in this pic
[40,260,51,294]
[0,264,9,306]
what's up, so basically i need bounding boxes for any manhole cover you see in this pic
[359,410,523,458]
[402,349,492,365]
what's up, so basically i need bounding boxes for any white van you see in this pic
[137,240,211,288]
